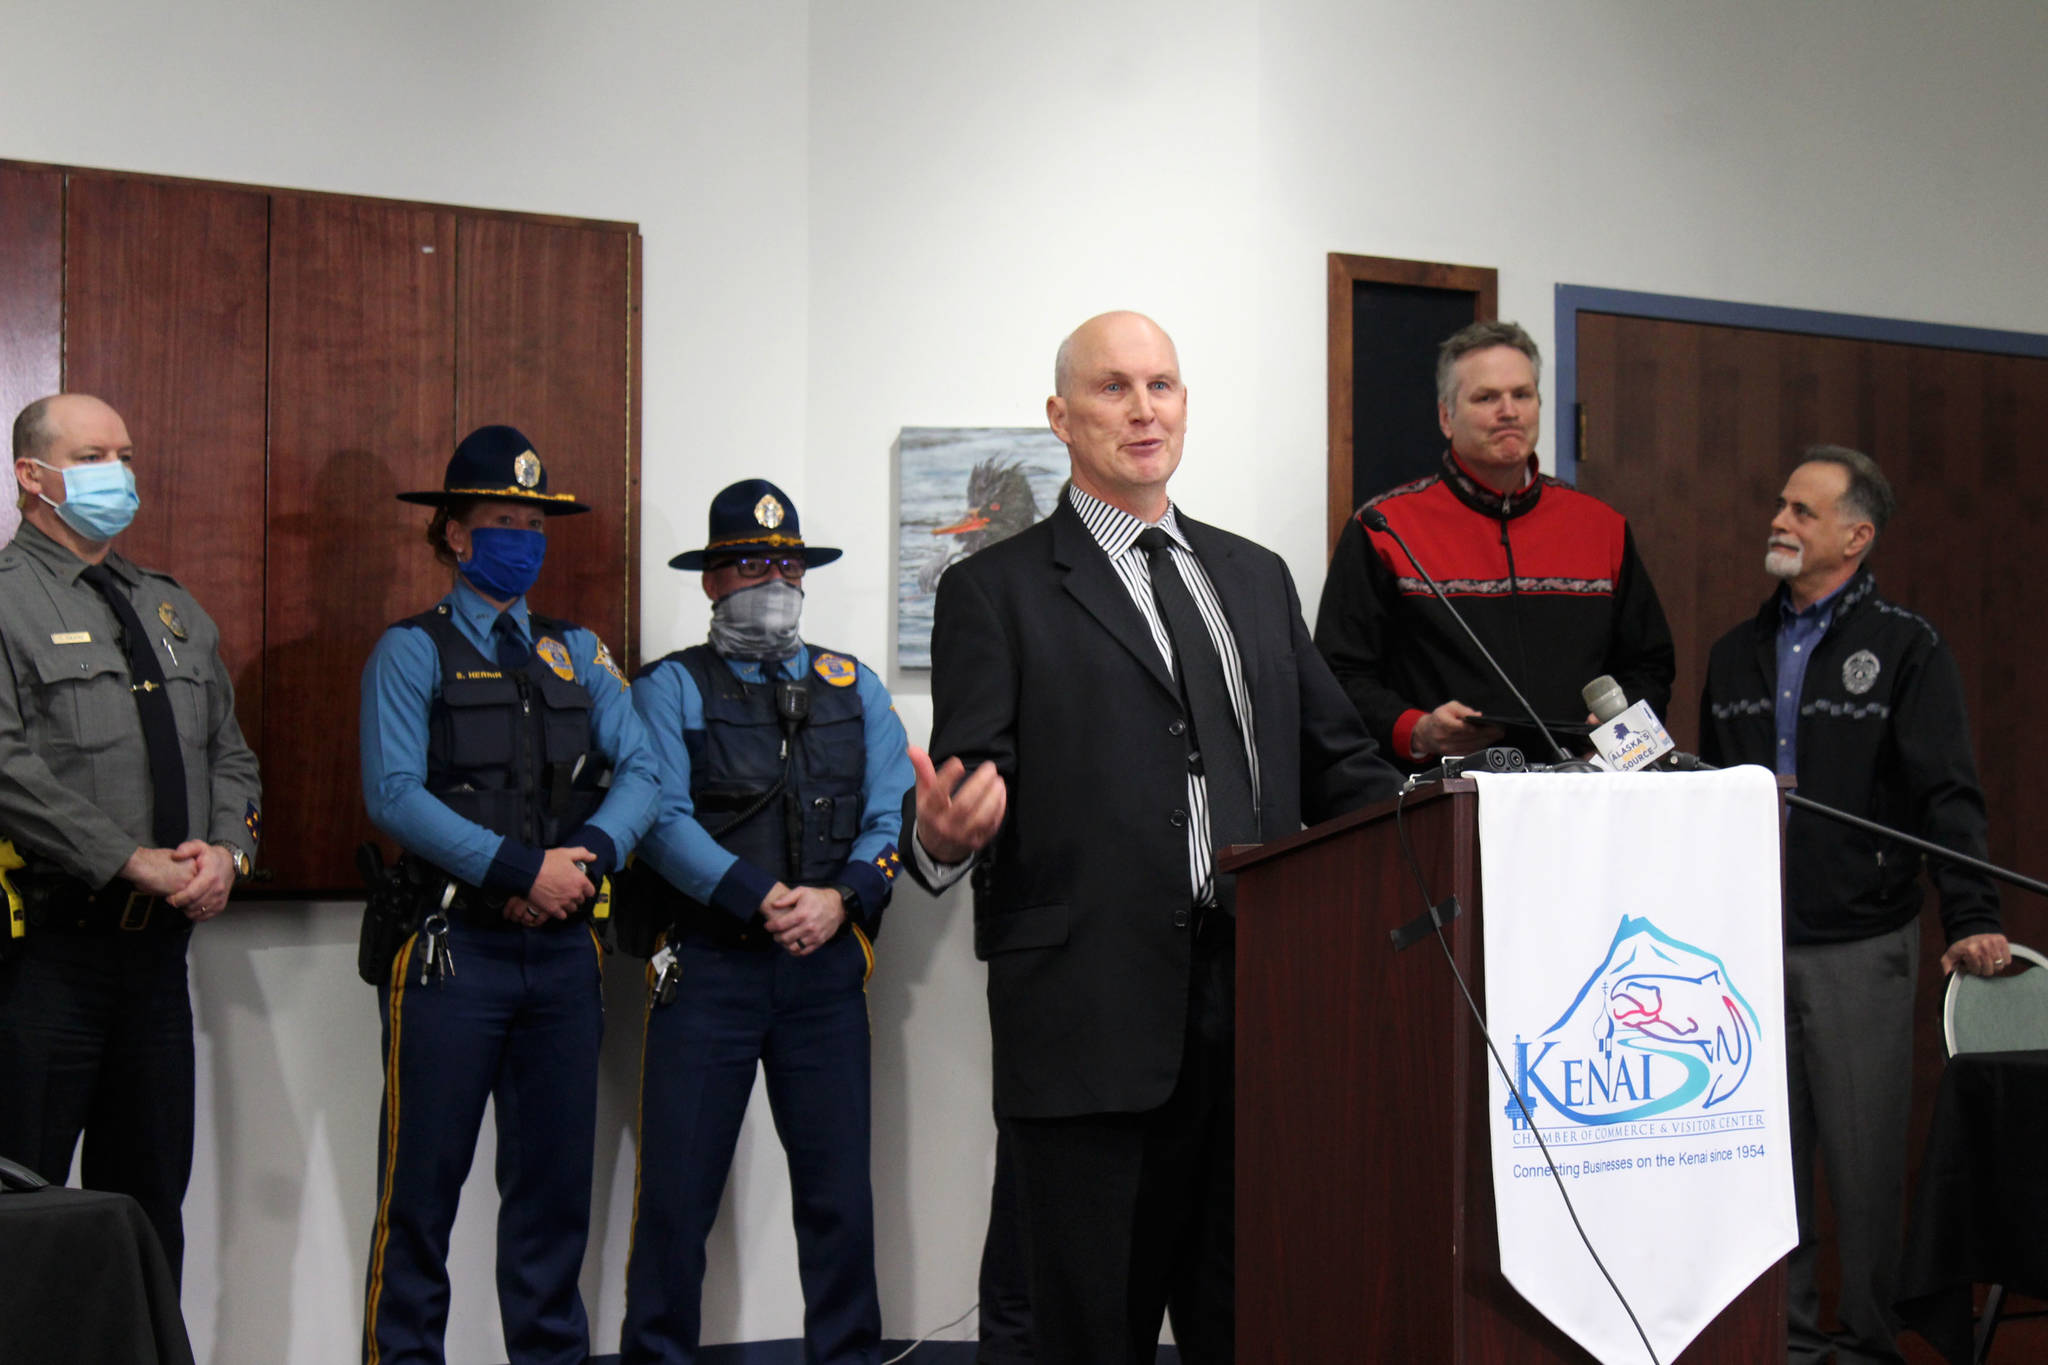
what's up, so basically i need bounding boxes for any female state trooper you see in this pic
[618,479,912,1365]
[358,424,658,1365]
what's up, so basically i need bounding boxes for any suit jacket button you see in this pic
[1168,719,1186,736]
[1173,907,1190,929]
[1169,809,1187,828]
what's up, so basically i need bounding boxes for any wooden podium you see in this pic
[1225,780,1786,1362]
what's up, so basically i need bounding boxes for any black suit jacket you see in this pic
[907,498,1401,1118]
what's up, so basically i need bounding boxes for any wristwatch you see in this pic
[218,844,254,879]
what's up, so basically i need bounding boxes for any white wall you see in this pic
[6,1,2046,1360]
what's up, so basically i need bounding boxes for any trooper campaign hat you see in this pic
[396,424,589,515]
[668,478,842,570]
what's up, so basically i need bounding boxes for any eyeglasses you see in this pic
[719,555,806,580]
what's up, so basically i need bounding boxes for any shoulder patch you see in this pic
[812,651,858,688]
[593,637,630,689]
[535,635,576,681]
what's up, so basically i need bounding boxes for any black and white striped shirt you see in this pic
[1066,485,1261,904]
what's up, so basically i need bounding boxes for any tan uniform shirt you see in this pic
[0,522,261,886]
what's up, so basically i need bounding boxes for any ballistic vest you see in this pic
[404,606,609,851]
[673,643,867,885]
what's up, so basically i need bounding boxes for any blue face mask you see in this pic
[33,459,140,541]
[459,526,548,602]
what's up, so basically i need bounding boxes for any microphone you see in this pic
[1579,674,1679,771]
[1582,674,1629,725]
[1358,506,1574,766]
[1572,679,1687,773]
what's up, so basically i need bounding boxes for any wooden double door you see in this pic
[0,160,641,893]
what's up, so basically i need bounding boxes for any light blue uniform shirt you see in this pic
[631,644,911,923]
[360,581,659,891]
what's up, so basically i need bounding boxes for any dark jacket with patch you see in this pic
[1699,569,2000,947]
[1315,450,1675,764]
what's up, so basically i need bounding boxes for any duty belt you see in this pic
[13,870,177,935]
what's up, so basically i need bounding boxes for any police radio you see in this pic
[776,680,812,877]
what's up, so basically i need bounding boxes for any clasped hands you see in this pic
[504,845,598,925]
[121,842,237,922]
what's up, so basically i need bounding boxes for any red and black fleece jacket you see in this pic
[1313,450,1675,765]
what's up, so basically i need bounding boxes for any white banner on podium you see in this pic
[1472,767,1795,1365]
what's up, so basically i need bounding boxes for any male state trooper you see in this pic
[0,394,262,1283]
[618,479,912,1365]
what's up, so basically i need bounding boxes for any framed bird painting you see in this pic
[894,426,1067,671]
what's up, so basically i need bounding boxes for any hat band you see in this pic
[442,485,581,502]
[707,531,806,549]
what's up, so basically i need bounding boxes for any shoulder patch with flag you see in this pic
[593,638,629,690]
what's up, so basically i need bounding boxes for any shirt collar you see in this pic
[447,578,531,642]
[1777,574,1853,626]
[1066,483,1189,558]
[1441,448,1544,519]
[722,645,811,683]
[11,519,132,585]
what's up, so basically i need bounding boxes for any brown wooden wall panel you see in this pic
[456,217,635,662]
[3,156,641,894]
[0,166,63,545]
[63,175,271,754]
[265,196,457,891]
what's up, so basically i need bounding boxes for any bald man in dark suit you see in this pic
[906,312,1401,1365]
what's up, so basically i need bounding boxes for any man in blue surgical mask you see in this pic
[617,478,913,1365]
[0,393,263,1286]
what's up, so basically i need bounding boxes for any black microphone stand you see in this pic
[1664,754,2048,900]
[1359,507,1577,767]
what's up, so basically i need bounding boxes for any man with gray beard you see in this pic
[1698,445,2006,1365]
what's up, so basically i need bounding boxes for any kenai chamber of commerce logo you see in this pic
[1508,916,1760,1130]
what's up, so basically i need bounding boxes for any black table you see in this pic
[1898,1049,2048,1364]
[0,1185,194,1365]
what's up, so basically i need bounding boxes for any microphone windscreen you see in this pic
[1359,507,1390,533]
[1581,674,1629,723]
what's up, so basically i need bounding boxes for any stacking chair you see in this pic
[1940,943,2048,1361]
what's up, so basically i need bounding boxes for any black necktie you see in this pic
[1135,528,1257,857]
[494,615,530,672]
[80,563,190,848]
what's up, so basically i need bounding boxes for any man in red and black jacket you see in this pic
[1315,320,1674,766]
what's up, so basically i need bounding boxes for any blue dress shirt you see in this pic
[1773,578,1852,777]
[360,581,659,893]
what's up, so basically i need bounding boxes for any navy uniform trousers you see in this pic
[620,928,878,1365]
[363,917,605,1365]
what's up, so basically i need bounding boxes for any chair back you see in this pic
[1943,942,2048,1057]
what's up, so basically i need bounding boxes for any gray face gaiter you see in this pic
[708,578,805,660]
